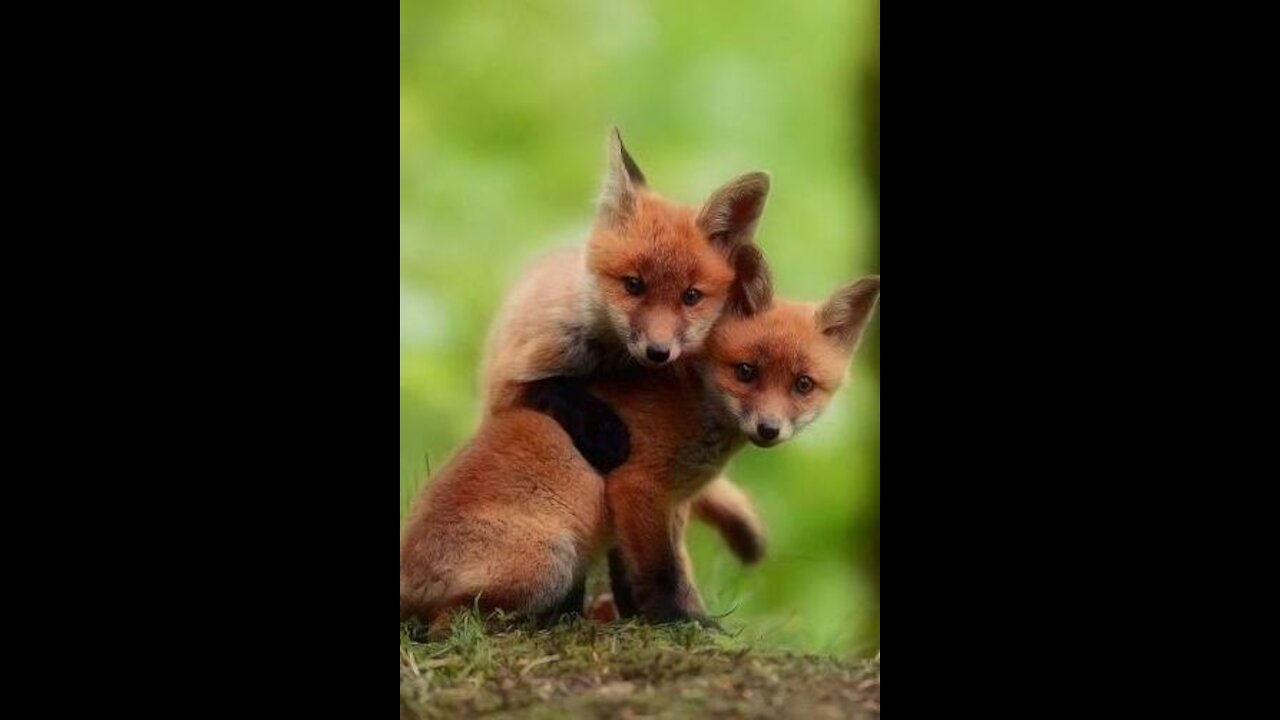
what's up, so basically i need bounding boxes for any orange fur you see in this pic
[400,278,881,629]
[398,409,607,632]
[587,281,880,623]
[476,128,772,570]
[480,128,769,413]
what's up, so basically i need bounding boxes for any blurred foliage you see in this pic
[401,0,879,653]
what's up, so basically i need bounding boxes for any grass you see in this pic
[399,612,881,719]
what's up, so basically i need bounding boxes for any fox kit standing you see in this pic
[599,277,882,624]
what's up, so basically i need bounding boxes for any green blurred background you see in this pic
[401,0,880,654]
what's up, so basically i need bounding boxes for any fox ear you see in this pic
[697,172,770,253]
[725,243,774,317]
[598,127,647,227]
[816,276,880,352]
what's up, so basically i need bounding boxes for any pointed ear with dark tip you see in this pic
[816,276,880,352]
[696,172,770,253]
[725,243,774,317]
[598,127,647,227]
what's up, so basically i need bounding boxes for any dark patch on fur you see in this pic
[726,243,774,317]
[620,142,647,186]
[522,377,632,474]
[645,546,683,598]
[721,518,765,565]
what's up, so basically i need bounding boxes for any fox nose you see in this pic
[645,345,671,363]
[756,423,780,441]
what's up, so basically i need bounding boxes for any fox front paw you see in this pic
[638,597,721,631]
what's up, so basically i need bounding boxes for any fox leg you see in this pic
[607,470,713,627]
[483,324,587,416]
[671,502,713,623]
[521,377,632,474]
[607,547,637,618]
[608,501,715,627]
[691,476,767,565]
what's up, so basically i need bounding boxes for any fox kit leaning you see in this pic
[399,271,881,632]
[594,275,881,624]
[480,128,772,560]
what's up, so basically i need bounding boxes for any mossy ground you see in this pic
[400,613,880,719]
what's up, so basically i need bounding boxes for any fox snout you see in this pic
[645,345,671,364]
[629,313,684,367]
[629,336,681,367]
[743,413,793,447]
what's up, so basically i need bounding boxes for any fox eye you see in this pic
[735,363,757,383]
[682,288,703,307]
[623,276,645,296]
[795,375,815,395]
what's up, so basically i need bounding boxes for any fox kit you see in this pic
[480,127,772,558]
[400,271,881,632]
[482,128,770,411]
[592,276,881,624]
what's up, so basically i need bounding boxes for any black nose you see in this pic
[646,346,670,363]
[757,424,780,441]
